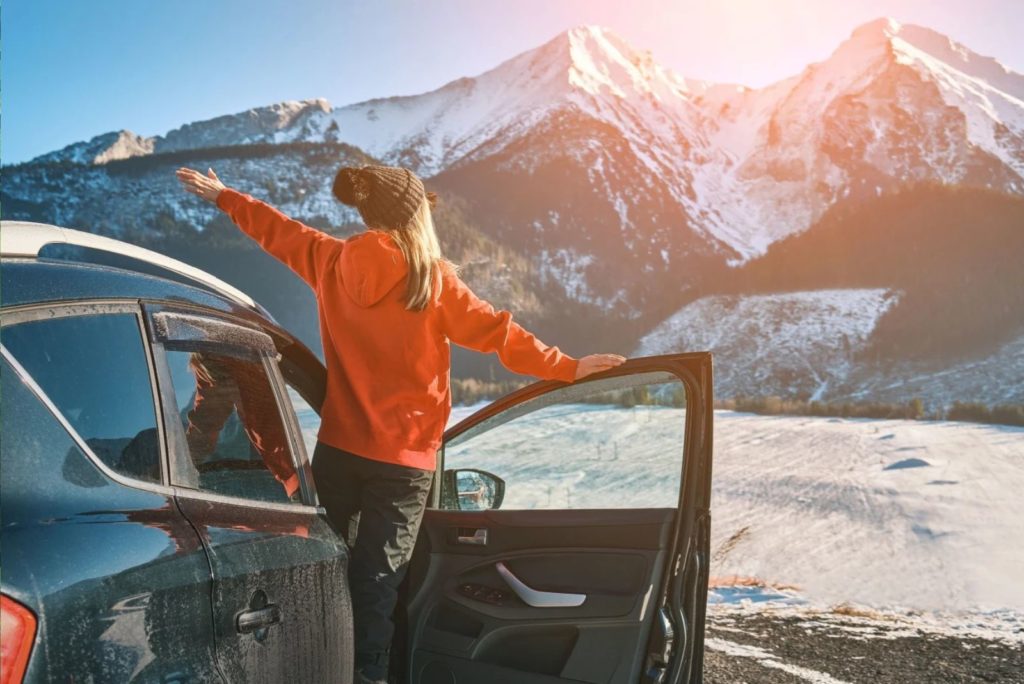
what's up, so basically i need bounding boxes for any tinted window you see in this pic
[1,355,111,517]
[444,372,686,510]
[2,313,162,483]
[164,348,298,504]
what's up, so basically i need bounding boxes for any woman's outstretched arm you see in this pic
[438,264,625,382]
[176,167,343,288]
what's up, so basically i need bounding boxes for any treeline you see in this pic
[450,380,687,409]
[577,384,687,408]
[945,402,1024,427]
[450,378,530,406]
[717,396,1024,427]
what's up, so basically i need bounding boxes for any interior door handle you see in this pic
[456,528,488,545]
[236,604,281,633]
[495,562,586,608]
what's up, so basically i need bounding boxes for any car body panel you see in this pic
[171,494,352,683]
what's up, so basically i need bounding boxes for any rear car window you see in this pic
[1,354,111,504]
[2,313,162,483]
[163,347,299,504]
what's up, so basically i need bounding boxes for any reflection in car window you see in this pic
[444,372,686,510]
[164,348,298,504]
[2,313,162,483]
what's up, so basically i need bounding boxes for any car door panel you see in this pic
[410,510,673,682]
[144,304,352,684]
[172,496,351,682]
[405,354,712,684]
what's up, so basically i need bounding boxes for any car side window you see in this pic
[443,371,687,510]
[163,346,300,504]
[285,384,320,460]
[1,312,163,483]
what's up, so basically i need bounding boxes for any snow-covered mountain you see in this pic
[6,17,1024,404]
[695,17,1024,257]
[42,19,1018,264]
[635,288,1024,406]
[34,129,156,165]
[636,289,901,400]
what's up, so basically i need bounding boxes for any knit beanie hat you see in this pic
[332,164,437,229]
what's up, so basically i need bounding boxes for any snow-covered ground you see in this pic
[709,410,1024,613]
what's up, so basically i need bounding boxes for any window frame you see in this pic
[0,300,175,495]
[143,304,319,513]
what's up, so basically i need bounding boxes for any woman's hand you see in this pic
[176,167,226,204]
[575,353,627,380]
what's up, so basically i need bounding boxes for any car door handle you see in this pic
[495,562,586,608]
[456,528,488,546]
[236,604,281,633]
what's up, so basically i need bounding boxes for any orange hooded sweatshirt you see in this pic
[217,189,578,470]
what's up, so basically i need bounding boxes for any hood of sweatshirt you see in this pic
[339,231,407,307]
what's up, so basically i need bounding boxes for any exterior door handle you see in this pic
[236,604,281,633]
[496,562,586,608]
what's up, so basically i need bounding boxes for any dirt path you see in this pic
[703,610,1023,683]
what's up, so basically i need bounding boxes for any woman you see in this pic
[176,164,625,683]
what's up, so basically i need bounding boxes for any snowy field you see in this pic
[708,411,1024,614]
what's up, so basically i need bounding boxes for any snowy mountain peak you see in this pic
[157,98,333,153]
[834,17,1024,99]
[301,24,706,176]
[849,16,903,40]
[548,24,702,100]
[31,129,155,165]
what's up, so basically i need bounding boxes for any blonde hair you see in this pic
[384,198,444,311]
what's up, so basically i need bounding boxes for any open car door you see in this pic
[402,353,713,684]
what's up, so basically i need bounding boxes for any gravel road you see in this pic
[703,609,1023,683]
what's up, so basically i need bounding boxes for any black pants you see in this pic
[312,442,433,675]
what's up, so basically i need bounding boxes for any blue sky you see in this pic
[3,0,1023,165]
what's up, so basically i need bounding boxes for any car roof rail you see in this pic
[0,220,257,309]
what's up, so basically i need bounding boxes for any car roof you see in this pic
[1,258,267,316]
[0,221,273,322]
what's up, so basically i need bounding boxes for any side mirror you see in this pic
[442,468,506,511]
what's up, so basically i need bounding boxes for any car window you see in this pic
[286,385,320,460]
[163,346,299,504]
[1,354,113,504]
[1,313,162,483]
[443,371,686,510]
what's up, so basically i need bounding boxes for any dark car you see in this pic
[0,221,713,684]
